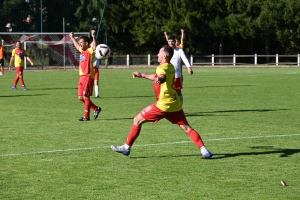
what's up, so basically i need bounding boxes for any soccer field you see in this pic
[1,67,300,199]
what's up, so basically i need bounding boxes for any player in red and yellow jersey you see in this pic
[9,41,33,90]
[69,30,101,121]
[0,40,5,75]
[111,45,212,159]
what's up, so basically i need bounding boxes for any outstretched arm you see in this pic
[69,32,81,51]
[132,71,155,81]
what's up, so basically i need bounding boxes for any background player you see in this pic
[167,35,193,105]
[9,41,33,90]
[164,29,184,49]
[0,40,4,75]
[93,55,100,98]
[69,31,101,121]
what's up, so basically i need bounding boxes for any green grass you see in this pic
[1,67,300,199]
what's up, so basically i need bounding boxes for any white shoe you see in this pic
[111,144,131,156]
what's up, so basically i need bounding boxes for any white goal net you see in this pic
[0,32,89,69]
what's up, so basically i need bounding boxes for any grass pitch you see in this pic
[0,67,300,199]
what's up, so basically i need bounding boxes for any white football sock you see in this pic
[95,85,99,97]
[200,146,209,156]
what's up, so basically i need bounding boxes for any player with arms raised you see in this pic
[69,31,101,121]
[167,35,193,105]
[111,45,212,159]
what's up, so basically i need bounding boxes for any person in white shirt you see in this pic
[167,35,193,105]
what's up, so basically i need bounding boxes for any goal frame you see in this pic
[0,32,89,70]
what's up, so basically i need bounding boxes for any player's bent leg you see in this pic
[111,114,148,156]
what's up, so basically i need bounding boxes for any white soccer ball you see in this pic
[95,44,111,60]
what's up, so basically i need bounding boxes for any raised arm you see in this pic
[164,32,169,42]
[91,30,97,50]
[69,32,81,51]
[180,29,184,47]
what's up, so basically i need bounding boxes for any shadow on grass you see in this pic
[208,146,300,159]
[101,117,133,120]
[130,146,300,159]
[185,109,289,117]
[0,94,48,97]
[32,87,77,90]
[185,84,252,88]
[103,95,154,99]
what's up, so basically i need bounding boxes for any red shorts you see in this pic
[15,67,24,75]
[174,77,183,90]
[140,103,188,125]
[94,68,99,81]
[78,76,94,97]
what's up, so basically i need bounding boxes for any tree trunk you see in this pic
[251,38,254,63]
[265,37,270,63]
[219,36,224,55]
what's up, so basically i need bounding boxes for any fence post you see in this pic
[212,54,214,66]
[276,54,278,66]
[127,54,129,66]
[190,55,193,66]
[148,54,150,66]
[254,54,257,65]
[298,54,300,66]
[105,59,108,68]
[24,41,27,69]
[233,54,236,66]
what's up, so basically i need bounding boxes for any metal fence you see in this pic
[107,54,300,67]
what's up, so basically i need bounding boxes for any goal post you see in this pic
[0,32,89,70]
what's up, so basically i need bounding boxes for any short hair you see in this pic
[80,36,90,44]
[161,45,174,59]
[168,35,176,41]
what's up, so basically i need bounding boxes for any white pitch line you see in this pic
[1,133,300,157]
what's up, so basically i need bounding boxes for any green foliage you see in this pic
[0,68,300,199]
[1,0,300,55]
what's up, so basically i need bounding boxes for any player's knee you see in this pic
[133,114,145,126]
[180,124,191,133]
[78,96,84,101]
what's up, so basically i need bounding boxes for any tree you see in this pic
[206,0,231,55]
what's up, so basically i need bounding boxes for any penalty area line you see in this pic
[1,133,300,157]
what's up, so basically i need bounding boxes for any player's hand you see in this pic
[188,68,193,75]
[132,71,141,78]
[69,32,74,38]
[91,30,96,37]
[181,29,184,33]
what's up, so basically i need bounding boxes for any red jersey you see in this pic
[79,47,94,78]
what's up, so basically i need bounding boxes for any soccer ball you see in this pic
[95,44,111,60]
